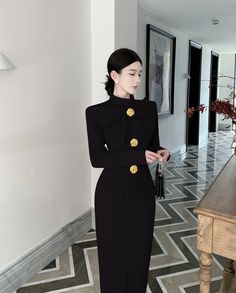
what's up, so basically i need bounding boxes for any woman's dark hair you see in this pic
[105,48,142,95]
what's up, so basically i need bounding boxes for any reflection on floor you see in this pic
[17,131,236,293]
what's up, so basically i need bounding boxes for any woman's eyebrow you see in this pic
[128,69,143,72]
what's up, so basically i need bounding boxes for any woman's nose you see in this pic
[136,75,141,84]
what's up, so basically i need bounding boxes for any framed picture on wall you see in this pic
[146,24,176,116]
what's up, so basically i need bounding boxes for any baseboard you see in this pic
[91,207,96,230]
[0,208,92,293]
[170,144,186,160]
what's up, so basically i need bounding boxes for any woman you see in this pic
[86,48,169,293]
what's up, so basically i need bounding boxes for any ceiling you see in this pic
[138,0,236,53]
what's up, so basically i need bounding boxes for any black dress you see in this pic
[85,94,164,293]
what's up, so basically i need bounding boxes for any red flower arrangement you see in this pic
[185,73,236,152]
[186,99,236,123]
[186,99,236,153]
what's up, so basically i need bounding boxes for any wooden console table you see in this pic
[193,154,236,293]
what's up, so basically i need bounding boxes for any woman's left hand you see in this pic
[157,149,170,161]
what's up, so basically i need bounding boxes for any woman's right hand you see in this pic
[145,150,162,164]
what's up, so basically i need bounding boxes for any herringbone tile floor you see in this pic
[17,131,236,293]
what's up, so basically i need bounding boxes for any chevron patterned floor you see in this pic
[17,131,236,293]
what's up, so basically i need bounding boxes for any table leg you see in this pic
[224,258,235,275]
[199,252,212,293]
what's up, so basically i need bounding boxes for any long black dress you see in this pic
[85,94,164,293]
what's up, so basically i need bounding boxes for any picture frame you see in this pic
[146,24,176,116]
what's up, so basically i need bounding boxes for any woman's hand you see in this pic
[145,150,162,164]
[157,149,170,161]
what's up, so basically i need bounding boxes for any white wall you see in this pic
[115,0,138,50]
[137,7,189,151]
[199,47,211,144]
[89,0,139,213]
[137,7,215,151]
[218,54,235,127]
[0,0,91,271]
[90,0,115,217]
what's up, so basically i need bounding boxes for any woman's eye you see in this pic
[129,73,142,77]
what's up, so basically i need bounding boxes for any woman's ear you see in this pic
[110,70,119,83]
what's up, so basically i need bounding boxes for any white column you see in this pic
[115,0,138,50]
[90,1,115,222]
[90,0,138,220]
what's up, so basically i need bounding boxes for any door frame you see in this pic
[208,51,219,132]
[186,40,202,148]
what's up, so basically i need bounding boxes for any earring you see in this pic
[115,80,118,84]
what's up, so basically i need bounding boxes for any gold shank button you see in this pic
[126,108,135,117]
[129,165,138,174]
[130,138,138,147]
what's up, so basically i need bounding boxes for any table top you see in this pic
[193,154,236,223]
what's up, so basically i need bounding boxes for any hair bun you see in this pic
[104,48,142,96]
[105,75,114,96]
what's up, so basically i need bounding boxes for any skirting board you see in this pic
[170,144,186,159]
[0,208,92,293]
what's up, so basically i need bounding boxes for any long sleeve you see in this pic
[85,107,147,168]
[148,101,164,152]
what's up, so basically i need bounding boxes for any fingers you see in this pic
[145,150,156,164]
[145,150,161,164]
[145,149,170,164]
[157,149,170,161]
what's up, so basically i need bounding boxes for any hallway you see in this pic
[17,131,235,293]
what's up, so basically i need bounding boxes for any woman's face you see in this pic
[112,61,142,98]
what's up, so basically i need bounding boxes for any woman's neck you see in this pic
[113,88,130,99]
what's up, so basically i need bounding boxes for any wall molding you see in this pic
[0,208,92,293]
[171,144,186,160]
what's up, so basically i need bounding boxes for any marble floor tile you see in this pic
[17,131,235,293]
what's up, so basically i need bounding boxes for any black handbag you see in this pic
[154,161,165,199]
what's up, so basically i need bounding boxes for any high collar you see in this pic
[109,94,135,106]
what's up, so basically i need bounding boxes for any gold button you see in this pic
[129,165,138,174]
[130,138,138,147]
[126,108,135,117]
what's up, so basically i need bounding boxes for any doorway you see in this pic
[209,51,219,132]
[186,41,202,146]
